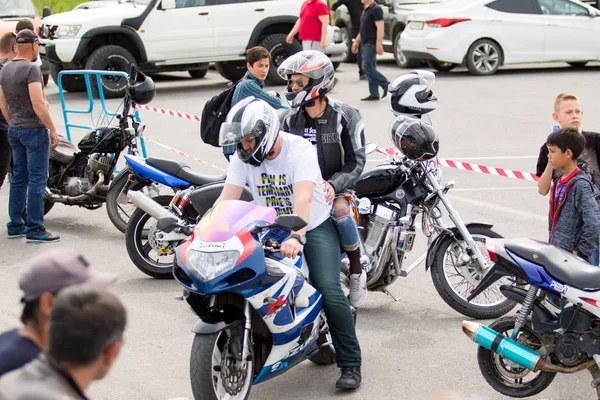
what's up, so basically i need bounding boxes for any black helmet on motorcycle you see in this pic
[219,97,280,166]
[276,50,335,108]
[387,70,437,116]
[128,73,155,105]
[390,115,439,161]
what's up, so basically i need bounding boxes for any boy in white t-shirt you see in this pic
[215,97,363,390]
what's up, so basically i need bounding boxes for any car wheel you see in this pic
[259,33,302,86]
[85,45,136,98]
[393,32,419,68]
[466,39,502,76]
[341,26,357,63]
[215,61,247,82]
[567,62,588,68]
[50,63,86,93]
[189,63,209,78]
[427,60,457,72]
[43,73,49,86]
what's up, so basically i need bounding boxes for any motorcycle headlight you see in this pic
[186,250,240,282]
[55,25,82,38]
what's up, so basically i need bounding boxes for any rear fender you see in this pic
[425,222,493,271]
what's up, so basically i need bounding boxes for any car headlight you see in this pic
[186,250,240,282]
[55,25,82,38]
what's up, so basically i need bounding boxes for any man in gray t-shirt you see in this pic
[0,29,60,243]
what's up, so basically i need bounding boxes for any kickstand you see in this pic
[588,362,600,399]
[383,288,401,302]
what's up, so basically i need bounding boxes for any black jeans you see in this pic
[0,129,10,188]
[305,219,362,367]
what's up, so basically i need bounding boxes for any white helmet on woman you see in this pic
[386,70,437,116]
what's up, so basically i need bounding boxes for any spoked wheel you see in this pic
[190,328,253,400]
[125,195,184,279]
[477,316,556,397]
[430,226,516,319]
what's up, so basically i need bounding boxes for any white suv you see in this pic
[40,0,346,98]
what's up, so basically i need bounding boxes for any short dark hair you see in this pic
[20,298,40,324]
[15,19,34,32]
[246,46,270,65]
[547,127,585,160]
[0,32,15,54]
[48,286,127,366]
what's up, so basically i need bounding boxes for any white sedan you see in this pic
[400,0,600,75]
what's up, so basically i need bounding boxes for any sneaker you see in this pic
[360,95,379,101]
[359,74,367,81]
[336,367,361,389]
[349,271,367,307]
[8,227,26,239]
[26,229,60,243]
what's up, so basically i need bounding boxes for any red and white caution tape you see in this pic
[142,137,226,172]
[136,104,201,122]
[436,158,539,182]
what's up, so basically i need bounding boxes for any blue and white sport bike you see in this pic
[160,200,350,400]
[463,238,600,399]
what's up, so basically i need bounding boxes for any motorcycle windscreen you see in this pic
[195,199,277,242]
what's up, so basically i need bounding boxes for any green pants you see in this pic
[305,219,362,367]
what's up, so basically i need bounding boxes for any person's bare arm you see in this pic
[0,86,11,126]
[286,19,301,43]
[538,162,554,196]
[352,33,361,53]
[375,20,385,55]
[319,15,330,49]
[214,184,245,206]
[29,82,59,148]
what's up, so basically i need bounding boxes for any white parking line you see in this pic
[447,194,546,222]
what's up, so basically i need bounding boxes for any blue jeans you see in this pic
[7,127,49,235]
[305,219,362,367]
[592,240,600,266]
[361,43,389,98]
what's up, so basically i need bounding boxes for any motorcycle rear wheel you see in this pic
[190,329,253,400]
[477,316,556,397]
[126,195,184,279]
[430,226,516,319]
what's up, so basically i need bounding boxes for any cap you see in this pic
[19,249,118,302]
[15,29,39,44]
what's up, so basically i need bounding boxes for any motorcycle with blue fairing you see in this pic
[158,200,351,400]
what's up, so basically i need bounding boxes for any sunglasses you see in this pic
[287,78,307,88]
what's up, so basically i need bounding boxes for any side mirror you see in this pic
[273,215,308,232]
[156,216,179,233]
[42,6,51,18]
[365,142,378,155]
[161,0,176,9]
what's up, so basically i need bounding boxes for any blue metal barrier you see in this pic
[57,70,147,158]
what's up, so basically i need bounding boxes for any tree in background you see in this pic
[33,0,91,15]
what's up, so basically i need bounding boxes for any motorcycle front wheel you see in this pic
[190,329,253,400]
[477,316,556,397]
[430,226,516,319]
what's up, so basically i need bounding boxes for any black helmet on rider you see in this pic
[219,97,280,166]
[387,70,437,117]
[277,50,335,108]
[390,115,439,161]
[128,73,155,105]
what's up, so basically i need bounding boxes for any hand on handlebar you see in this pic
[280,238,303,258]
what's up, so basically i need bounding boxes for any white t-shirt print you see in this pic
[225,132,331,231]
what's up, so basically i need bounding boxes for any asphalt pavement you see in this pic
[1,58,600,400]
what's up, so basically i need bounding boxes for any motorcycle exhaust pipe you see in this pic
[44,172,107,205]
[462,321,596,374]
[128,190,178,221]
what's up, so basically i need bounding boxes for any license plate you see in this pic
[410,21,424,30]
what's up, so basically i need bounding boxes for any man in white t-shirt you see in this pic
[215,97,362,390]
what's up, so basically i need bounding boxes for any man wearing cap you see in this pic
[0,248,117,376]
[0,285,127,400]
[0,28,61,243]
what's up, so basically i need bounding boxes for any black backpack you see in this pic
[200,80,241,147]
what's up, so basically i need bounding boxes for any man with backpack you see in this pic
[200,46,285,160]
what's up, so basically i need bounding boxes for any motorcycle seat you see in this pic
[505,238,600,291]
[146,157,226,187]
[50,138,77,164]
